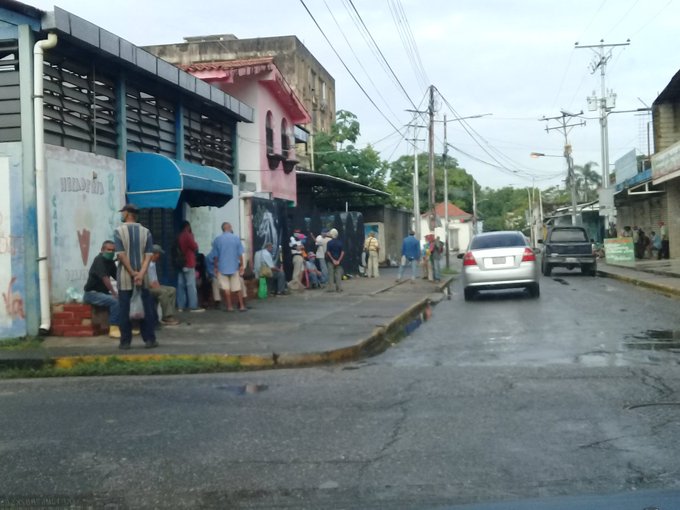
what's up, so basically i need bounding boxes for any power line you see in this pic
[394,0,430,87]
[298,0,406,137]
[345,0,419,110]
[388,0,429,91]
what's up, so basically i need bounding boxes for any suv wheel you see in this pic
[542,262,552,276]
[528,283,540,298]
[463,288,475,302]
[583,262,597,276]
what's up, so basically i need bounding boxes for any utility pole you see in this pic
[406,124,426,241]
[541,111,586,226]
[428,85,436,233]
[576,39,630,189]
[472,181,477,234]
[443,114,449,268]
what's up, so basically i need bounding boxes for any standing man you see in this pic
[212,222,246,312]
[396,231,421,283]
[113,204,157,349]
[176,221,204,313]
[148,244,180,326]
[325,228,345,292]
[315,229,330,283]
[432,236,444,282]
[660,221,670,259]
[83,240,120,339]
[363,231,380,278]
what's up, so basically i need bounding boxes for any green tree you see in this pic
[314,110,388,192]
[387,152,476,213]
[477,187,532,233]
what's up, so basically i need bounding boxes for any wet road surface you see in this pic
[1,271,679,509]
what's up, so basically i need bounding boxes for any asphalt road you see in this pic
[1,270,680,509]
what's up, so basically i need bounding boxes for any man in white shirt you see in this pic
[254,242,288,296]
[148,245,180,326]
[315,229,330,282]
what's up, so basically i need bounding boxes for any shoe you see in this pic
[190,308,206,313]
[176,309,186,313]
[144,341,159,349]
[109,325,121,339]
[118,343,131,350]
[132,328,141,335]
[162,317,180,326]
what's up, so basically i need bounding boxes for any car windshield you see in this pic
[470,233,526,250]
[550,229,589,242]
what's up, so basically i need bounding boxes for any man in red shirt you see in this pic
[176,221,204,312]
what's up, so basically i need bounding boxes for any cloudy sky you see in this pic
[29,0,680,189]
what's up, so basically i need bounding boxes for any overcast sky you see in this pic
[29,0,680,190]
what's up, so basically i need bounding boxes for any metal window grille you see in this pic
[43,51,118,157]
[126,83,176,158]
[183,107,235,180]
[0,40,21,142]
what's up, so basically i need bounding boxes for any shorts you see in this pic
[218,272,241,292]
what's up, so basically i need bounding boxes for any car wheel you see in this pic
[528,283,540,298]
[463,288,475,302]
[588,263,597,276]
[542,262,552,276]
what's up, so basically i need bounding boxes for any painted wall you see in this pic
[45,145,125,302]
[188,186,241,256]
[0,142,26,338]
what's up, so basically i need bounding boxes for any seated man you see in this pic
[305,253,325,288]
[254,242,288,296]
[148,244,180,326]
[83,240,120,338]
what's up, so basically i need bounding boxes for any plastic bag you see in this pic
[129,286,145,319]
[257,277,268,299]
[65,287,84,303]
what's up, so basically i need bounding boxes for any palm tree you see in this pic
[574,162,600,202]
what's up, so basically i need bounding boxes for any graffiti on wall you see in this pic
[2,276,24,320]
[46,146,124,302]
[251,198,286,264]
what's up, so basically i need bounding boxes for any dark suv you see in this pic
[540,226,596,276]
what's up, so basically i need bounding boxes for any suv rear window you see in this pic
[470,233,526,250]
[550,229,588,242]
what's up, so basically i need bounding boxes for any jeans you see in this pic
[118,288,156,346]
[83,291,119,325]
[397,258,418,280]
[177,267,198,310]
[317,258,329,283]
[433,257,441,281]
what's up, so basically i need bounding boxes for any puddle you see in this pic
[624,330,680,351]
[214,384,268,395]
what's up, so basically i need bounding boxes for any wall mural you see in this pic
[251,198,287,269]
[46,146,124,302]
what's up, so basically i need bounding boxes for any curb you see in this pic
[0,285,448,376]
[598,269,680,298]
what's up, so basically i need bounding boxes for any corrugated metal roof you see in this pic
[654,68,680,105]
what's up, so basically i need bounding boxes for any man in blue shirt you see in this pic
[212,222,246,312]
[397,230,421,283]
[325,228,345,292]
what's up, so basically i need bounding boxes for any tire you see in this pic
[542,262,552,277]
[463,288,475,302]
[528,283,540,298]
[587,262,597,276]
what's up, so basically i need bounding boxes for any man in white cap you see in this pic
[148,244,180,326]
[325,228,345,292]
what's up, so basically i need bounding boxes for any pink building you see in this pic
[182,57,311,204]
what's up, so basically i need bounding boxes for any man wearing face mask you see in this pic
[83,240,121,338]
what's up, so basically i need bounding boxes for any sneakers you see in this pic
[190,308,206,313]
[162,317,180,326]
[144,341,159,349]
[118,343,130,350]
[132,328,141,335]
[109,325,121,339]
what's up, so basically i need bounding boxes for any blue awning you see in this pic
[126,152,234,209]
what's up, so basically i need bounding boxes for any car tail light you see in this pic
[521,248,536,262]
[463,251,477,266]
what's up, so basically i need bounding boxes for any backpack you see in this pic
[171,238,186,269]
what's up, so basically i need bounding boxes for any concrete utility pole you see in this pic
[428,85,436,231]
[541,111,586,226]
[406,124,426,241]
[576,39,630,189]
[443,114,449,268]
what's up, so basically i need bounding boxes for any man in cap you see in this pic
[83,240,121,338]
[148,244,180,326]
[315,229,330,283]
[363,231,380,278]
[113,204,158,349]
[325,228,345,292]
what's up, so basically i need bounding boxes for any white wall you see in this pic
[45,145,125,302]
[188,185,241,254]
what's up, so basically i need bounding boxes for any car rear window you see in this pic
[470,233,526,250]
[550,229,588,242]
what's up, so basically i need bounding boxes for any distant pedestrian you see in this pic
[176,221,204,312]
[651,231,662,260]
[83,240,120,339]
[396,231,421,283]
[432,236,444,281]
[148,244,180,326]
[305,253,325,288]
[363,231,380,278]
[315,229,330,282]
[212,222,246,312]
[113,204,157,349]
[660,221,670,259]
[325,228,345,292]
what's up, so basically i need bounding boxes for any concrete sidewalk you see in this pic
[0,268,453,370]
[598,258,680,297]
